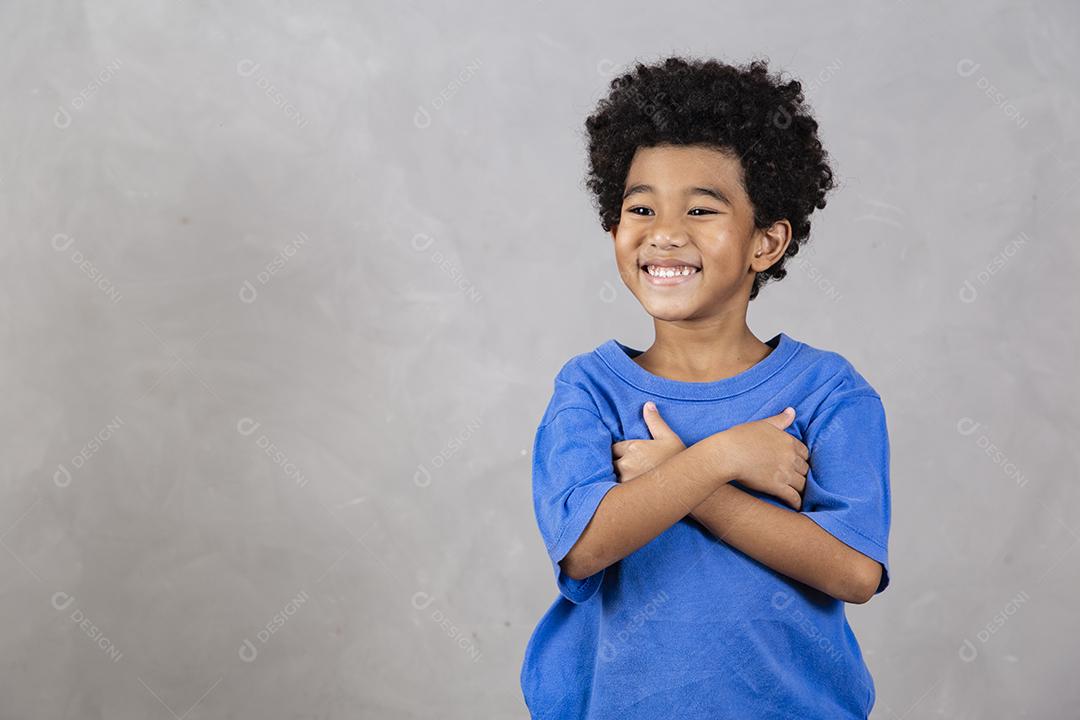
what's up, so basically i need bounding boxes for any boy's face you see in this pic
[609,143,791,321]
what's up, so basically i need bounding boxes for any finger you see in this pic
[779,484,802,511]
[789,471,806,495]
[642,401,675,440]
[612,440,632,459]
[792,437,809,460]
[794,456,809,475]
[764,407,795,430]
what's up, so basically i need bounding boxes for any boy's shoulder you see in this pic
[792,335,883,407]
[553,340,610,382]
[535,341,617,425]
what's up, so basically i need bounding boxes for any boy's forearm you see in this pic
[561,433,733,581]
[688,484,882,603]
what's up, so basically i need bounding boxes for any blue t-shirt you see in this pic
[520,332,891,719]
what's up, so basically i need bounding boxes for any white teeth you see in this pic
[645,265,698,277]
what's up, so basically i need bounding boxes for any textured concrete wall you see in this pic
[1,0,1077,717]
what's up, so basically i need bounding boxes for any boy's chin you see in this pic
[636,299,701,322]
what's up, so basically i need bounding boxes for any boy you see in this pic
[521,57,892,719]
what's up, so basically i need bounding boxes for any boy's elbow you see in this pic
[844,559,883,604]
[561,535,609,580]
[559,548,595,581]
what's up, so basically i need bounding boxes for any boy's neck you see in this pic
[631,322,774,384]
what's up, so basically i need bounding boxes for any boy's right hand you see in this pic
[714,408,809,510]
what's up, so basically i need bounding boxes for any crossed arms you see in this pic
[687,481,882,604]
[558,408,883,604]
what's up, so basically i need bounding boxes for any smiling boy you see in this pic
[520,57,892,719]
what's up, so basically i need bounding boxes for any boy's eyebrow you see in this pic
[622,183,733,207]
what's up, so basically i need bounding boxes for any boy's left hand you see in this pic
[611,401,686,483]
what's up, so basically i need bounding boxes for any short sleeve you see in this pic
[531,401,620,604]
[800,393,892,595]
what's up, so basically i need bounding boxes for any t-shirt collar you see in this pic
[594,332,801,401]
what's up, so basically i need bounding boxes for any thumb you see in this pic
[764,406,796,430]
[642,401,675,439]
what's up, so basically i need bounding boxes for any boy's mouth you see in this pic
[640,264,701,286]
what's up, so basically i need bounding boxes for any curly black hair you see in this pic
[584,56,836,300]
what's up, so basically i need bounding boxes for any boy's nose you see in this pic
[649,227,688,248]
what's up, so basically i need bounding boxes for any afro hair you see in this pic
[584,56,837,300]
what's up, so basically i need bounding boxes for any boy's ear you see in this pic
[752,220,793,269]
[609,225,619,241]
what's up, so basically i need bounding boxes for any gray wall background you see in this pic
[2,0,1077,717]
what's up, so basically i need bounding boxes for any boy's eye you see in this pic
[625,207,718,216]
